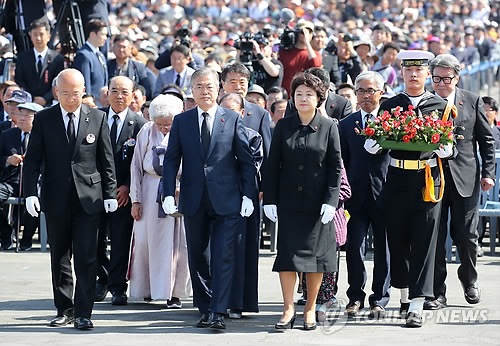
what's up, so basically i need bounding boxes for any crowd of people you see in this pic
[0,0,498,333]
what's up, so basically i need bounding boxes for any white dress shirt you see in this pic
[108,108,129,142]
[361,106,379,128]
[60,105,81,135]
[197,105,217,135]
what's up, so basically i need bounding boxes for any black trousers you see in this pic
[229,194,260,313]
[346,193,391,308]
[433,168,480,297]
[45,186,100,318]
[0,182,15,247]
[382,167,441,300]
[183,187,243,314]
[96,203,133,293]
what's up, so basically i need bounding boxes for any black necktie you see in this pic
[37,55,43,75]
[175,73,181,87]
[201,112,211,155]
[67,113,76,148]
[364,113,372,126]
[22,132,29,154]
[110,114,119,147]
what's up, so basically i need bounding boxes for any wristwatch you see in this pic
[256,53,264,60]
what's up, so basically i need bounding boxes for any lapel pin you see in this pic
[221,118,225,122]
[129,120,134,125]
[459,101,463,105]
[85,117,89,122]
[247,112,252,116]
[126,138,136,146]
[314,126,318,130]
[86,133,96,144]
[330,104,335,108]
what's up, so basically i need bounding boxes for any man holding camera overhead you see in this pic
[278,20,322,94]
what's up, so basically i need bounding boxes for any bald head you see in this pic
[109,76,134,91]
[55,68,86,112]
[107,76,135,113]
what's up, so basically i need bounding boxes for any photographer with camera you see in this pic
[250,33,283,93]
[154,26,204,71]
[278,20,322,95]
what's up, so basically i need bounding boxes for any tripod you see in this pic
[49,0,85,58]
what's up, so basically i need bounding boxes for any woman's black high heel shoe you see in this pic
[275,313,296,329]
[303,321,317,330]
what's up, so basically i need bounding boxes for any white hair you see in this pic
[149,94,183,121]
[355,71,385,90]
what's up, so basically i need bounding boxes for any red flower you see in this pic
[447,131,454,140]
[393,121,401,127]
[403,135,410,143]
[365,127,375,136]
[432,133,440,143]
[408,104,414,111]
[410,127,417,134]
[445,121,453,127]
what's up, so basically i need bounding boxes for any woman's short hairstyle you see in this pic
[291,73,327,109]
[149,94,183,122]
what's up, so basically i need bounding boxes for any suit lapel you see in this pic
[72,105,90,158]
[455,88,465,120]
[206,106,226,160]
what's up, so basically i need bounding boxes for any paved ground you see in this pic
[0,244,499,346]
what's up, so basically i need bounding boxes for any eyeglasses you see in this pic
[110,89,132,96]
[432,75,455,84]
[355,88,380,96]
[59,91,83,98]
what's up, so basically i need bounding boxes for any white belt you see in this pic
[389,158,437,170]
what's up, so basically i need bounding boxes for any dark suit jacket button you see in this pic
[297,185,303,191]
[298,165,304,171]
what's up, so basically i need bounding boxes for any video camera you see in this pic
[176,25,191,49]
[279,8,298,50]
[234,31,254,65]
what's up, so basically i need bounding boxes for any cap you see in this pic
[247,84,267,99]
[353,37,372,49]
[407,42,423,50]
[396,50,435,67]
[295,20,315,33]
[428,36,441,43]
[17,102,43,113]
[6,89,32,104]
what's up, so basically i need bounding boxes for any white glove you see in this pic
[434,142,453,158]
[240,196,254,217]
[364,139,381,155]
[320,204,336,224]
[104,199,118,213]
[26,196,40,218]
[263,204,278,222]
[162,196,178,215]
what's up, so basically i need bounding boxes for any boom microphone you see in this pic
[280,8,296,24]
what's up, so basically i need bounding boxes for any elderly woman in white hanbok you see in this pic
[128,94,191,307]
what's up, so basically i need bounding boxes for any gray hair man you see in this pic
[426,53,496,311]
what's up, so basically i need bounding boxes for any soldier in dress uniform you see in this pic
[364,50,451,328]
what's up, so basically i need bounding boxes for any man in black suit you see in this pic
[162,67,256,330]
[284,67,352,121]
[425,54,496,310]
[0,102,42,251]
[23,69,117,330]
[338,71,391,318]
[95,76,147,305]
[73,19,109,101]
[106,34,156,100]
[14,17,64,107]
[221,63,272,164]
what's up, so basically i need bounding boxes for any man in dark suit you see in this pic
[95,76,147,305]
[221,63,271,163]
[482,96,500,149]
[162,67,256,330]
[285,67,352,121]
[338,71,391,318]
[153,45,195,98]
[73,19,109,101]
[425,54,496,310]
[0,102,42,251]
[14,17,64,107]
[23,69,117,330]
[106,34,156,100]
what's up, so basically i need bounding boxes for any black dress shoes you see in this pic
[369,305,386,319]
[405,312,423,328]
[196,313,211,328]
[74,317,94,330]
[95,282,109,302]
[464,283,481,304]
[48,314,74,327]
[210,313,226,330]
[424,295,447,310]
[345,301,363,317]
[111,292,128,305]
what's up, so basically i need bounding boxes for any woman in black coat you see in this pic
[263,73,342,330]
